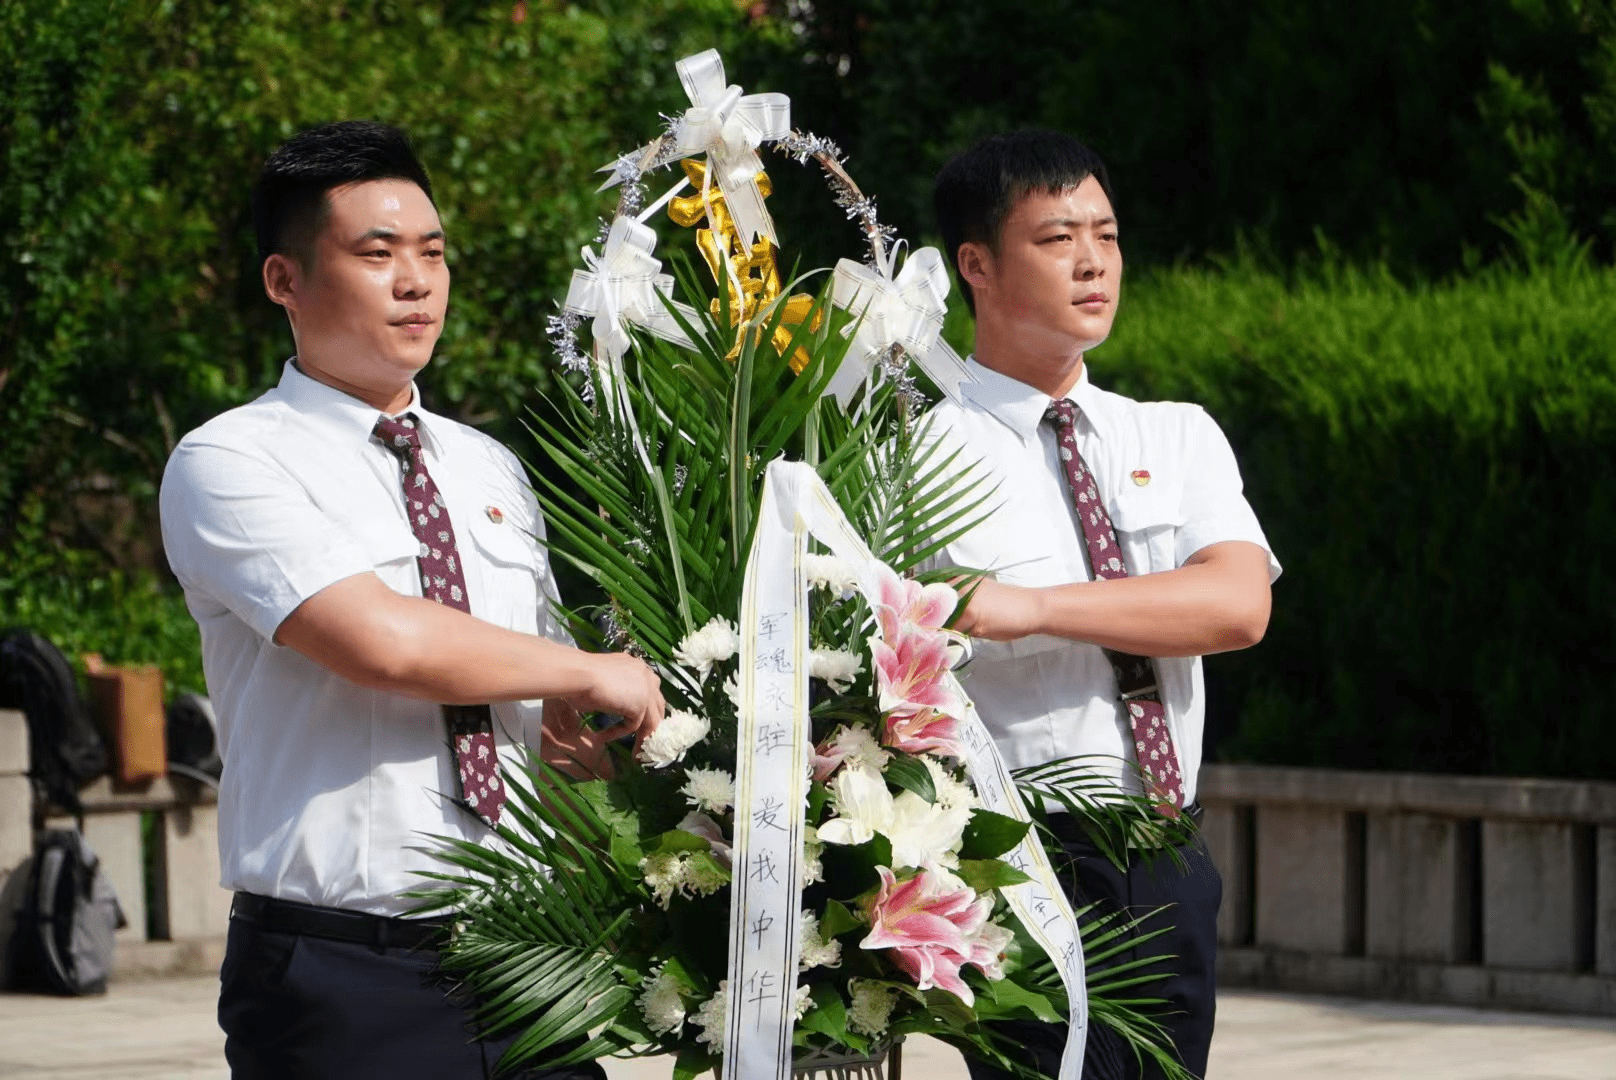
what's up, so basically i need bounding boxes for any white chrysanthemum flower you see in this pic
[794,983,814,1021]
[683,853,729,896]
[681,766,735,813]
[692,982,728,1048]
[637,708,710,768]
[803,553,859,597]
[798,910,843,972]
[809,648,864,692]
[639,851,687,908]
[637,964,687,1036]
[828,724,891,775]
[847,978,899,1037]
[921,754,979,812]
[673,616,739,679]
[723,672,742,708]
[803,826,825,885]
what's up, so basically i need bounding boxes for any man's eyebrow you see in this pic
[354,227,447,243]
[1035,215,1118,230]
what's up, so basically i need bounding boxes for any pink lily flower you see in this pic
[869,624,966,721]
[861,866,1005,1007]
[882,706,965,759]
[872,563,959,643]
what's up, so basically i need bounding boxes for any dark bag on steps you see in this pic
[7,828,126,994]
[0,629,109,814]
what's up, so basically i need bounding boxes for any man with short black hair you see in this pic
[928,129,1281,1079]
[161,120,657,1079]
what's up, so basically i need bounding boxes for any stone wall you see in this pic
[1199,763,1616,1015]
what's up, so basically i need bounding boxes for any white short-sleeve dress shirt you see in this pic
[923,358,1281,806]
[160,360,569,916]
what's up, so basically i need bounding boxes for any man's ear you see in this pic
[262,253,302,310]
[956,241,993,296]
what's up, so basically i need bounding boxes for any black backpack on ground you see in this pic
[0,629,109,814]
[6,828,125,994]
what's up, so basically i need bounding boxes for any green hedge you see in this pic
[1032,257,1616,780]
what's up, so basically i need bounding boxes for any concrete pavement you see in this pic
[3,976,1616,1079]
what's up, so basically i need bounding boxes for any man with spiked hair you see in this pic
[929,130,1281,1078]
[160,120,660,1079]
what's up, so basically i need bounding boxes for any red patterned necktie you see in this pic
[374,413,505,827]
[1044,399,1184,815]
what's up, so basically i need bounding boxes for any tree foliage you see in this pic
[0,0,747,574]
[750,0,1616,273]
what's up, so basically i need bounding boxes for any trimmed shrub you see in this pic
[1058,258,1616,779]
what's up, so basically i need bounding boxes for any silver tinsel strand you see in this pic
[772,129,846,165]
[876,342,923,417]
[673,464,689,494]
[547,310,587,375]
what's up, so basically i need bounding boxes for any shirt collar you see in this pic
[277,359,444,455]
[960,356,1111,445]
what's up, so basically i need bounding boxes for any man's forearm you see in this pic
[1029,560,1268,657]
[364,594,601,703]
[277,572,596,704]
[958,541,1272,657]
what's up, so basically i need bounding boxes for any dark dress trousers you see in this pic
[219,915,606,1080]
[966,813,1222,1080]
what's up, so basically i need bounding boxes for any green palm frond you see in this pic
[1014,904,1195,1080]
[413,756,645,1074]
[1013,756,1200,871]
[527,257,989,676]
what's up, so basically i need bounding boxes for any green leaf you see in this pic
[797,982,850,1044]
[958,809,1032,860]
[673,1043,719,1080]
[954,857,1034,894]
[649,828,712,855]
[882,755,937,803]
[981,976,1064,1024]
[819,898,862,939]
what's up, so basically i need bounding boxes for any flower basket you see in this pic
[414,47,1201,1080]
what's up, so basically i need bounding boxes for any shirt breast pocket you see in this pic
[462,515,540,633]
[354,522,424,595]
[1109,484,1185,576]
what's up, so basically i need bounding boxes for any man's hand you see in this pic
[952,577,1046,641]
[539,699,617,780]
[568,651,666,750]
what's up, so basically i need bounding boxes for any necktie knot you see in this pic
[373,413,423,457]
[1043,398,1079,431]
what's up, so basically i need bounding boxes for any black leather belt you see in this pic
[230,892,449,950]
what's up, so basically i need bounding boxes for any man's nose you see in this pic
[394,254,430,299]
[1073,239,1104,280]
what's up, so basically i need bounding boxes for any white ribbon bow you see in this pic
[562,215,700,364]
[828,246,973,406]
[603,49,791,247]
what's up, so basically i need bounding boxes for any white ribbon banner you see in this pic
[562,215,701,365]
[829,246,973,407]
[602,49,791,247]
[727,461,1086,1079]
